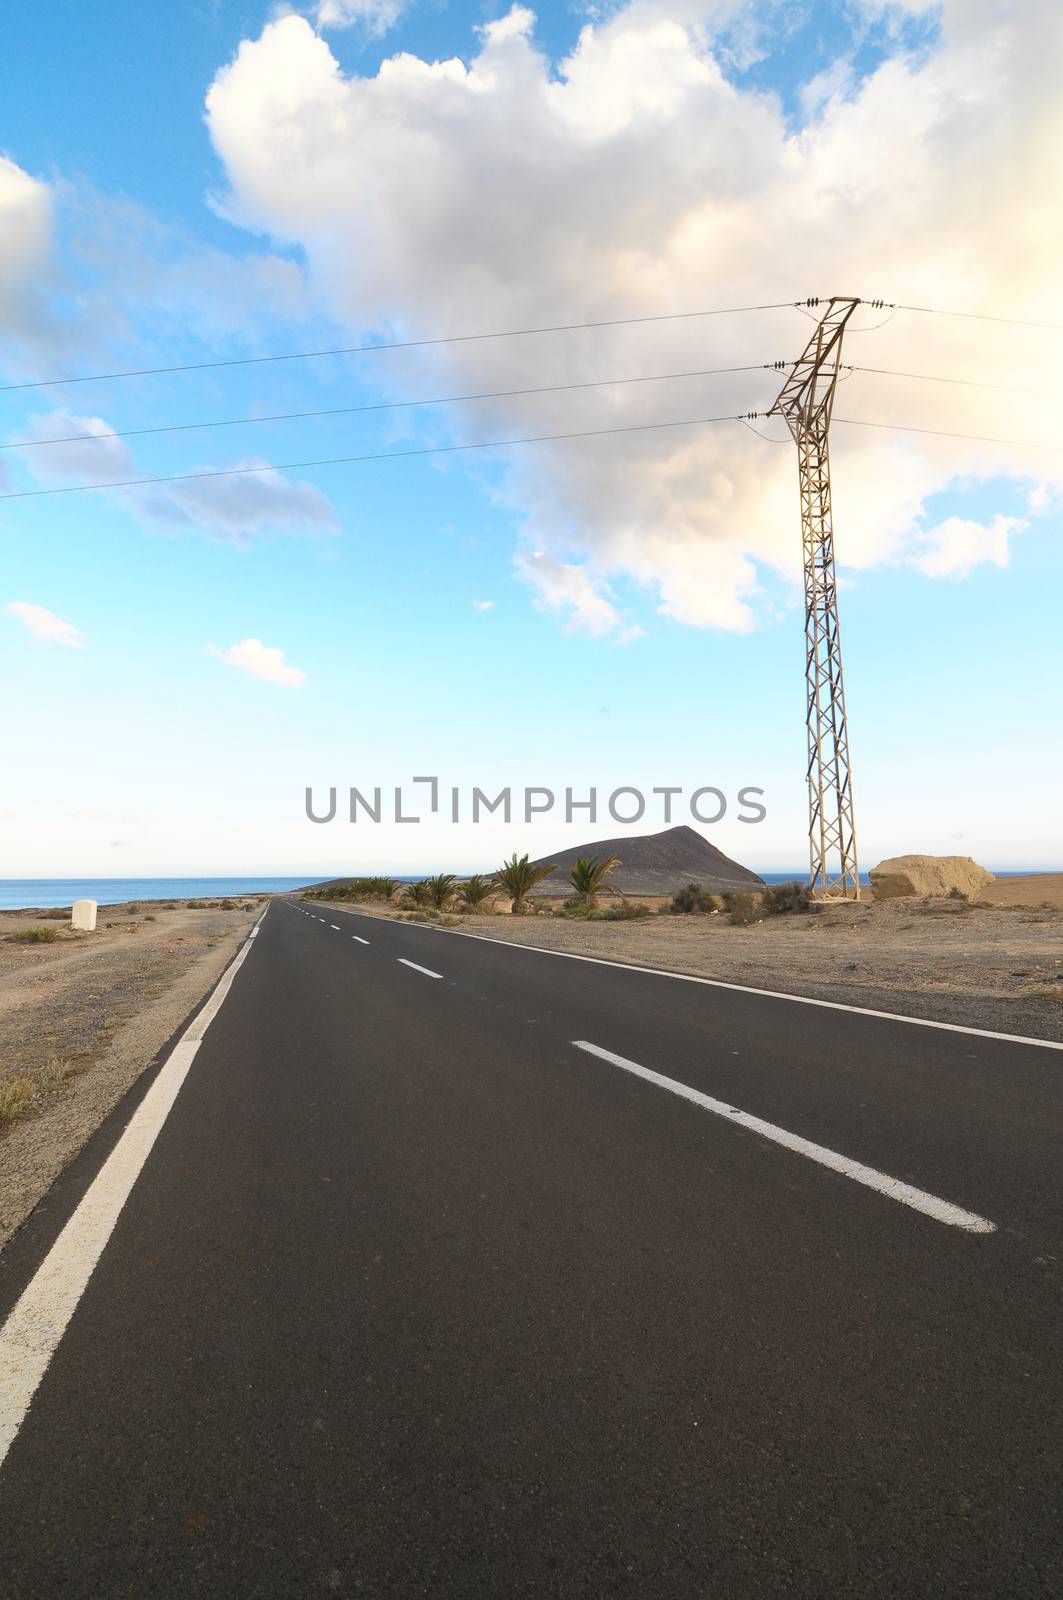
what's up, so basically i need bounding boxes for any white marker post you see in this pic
[71,899,97,932]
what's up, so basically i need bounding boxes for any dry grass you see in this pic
[6,926,60,944]
[0,1056,77,1132]
[0,1077,36,1128]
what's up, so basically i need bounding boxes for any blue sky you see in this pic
[2,0,1060,876]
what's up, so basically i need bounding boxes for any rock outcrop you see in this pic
[869,854,994,901]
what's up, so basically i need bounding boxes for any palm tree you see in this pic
[493,853,557,914]
[425,873,457,910]
[568,854,622,908]
[402,879,431,907]
[458,874,496,911]
[374,877,398,900]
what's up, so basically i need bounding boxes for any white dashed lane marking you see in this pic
[398,958,443,980]
[572,1041,996,1234]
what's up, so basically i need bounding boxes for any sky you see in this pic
[1,0,1060,878]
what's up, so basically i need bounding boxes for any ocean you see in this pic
[0,878,316,911]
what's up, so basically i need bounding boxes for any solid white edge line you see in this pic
[397,958,443,980]
[318,905,1063,1054]
[0,905,268,1470]
[572,1040,996,1234]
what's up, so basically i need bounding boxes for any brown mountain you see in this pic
[527,824,764,897]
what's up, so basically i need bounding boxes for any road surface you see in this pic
[1,899,1061,1597]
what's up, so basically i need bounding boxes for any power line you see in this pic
[896,303,1063,332]
[12,355,1049,456]
[835,416,1062,449]
[5,408,1058,503]
[4,297,1057,398]
[0,302,802,394]
[0,411,752,501]
[2,363,773,452]
[849,364,1063,400]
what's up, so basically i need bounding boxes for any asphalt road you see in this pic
[1,899,1062,1597]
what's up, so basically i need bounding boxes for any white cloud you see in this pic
[204,3,1063,633]
[0,158,55,350]
[18,411,134,486]
[206,638,307,686]
[516,551,622,634]
[911,514,1026,580]
[0,165,328,386]
[472,598,496,611]
[136,459,340,544]
[6,600,86,648]
[311,0,407,34]
[12,412,340,543]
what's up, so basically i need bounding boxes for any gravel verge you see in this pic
[0,901,261,1251]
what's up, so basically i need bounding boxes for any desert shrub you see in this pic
[218,898,237,910]
[763,881,814,916]
[560,898,653,922]
[39,908,68,920]
[726,892,764,927]
[10,926,59,943]
[670,882,718,915]
[144,914,157,922]
[947,887,969,901]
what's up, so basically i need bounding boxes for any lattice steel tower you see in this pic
[769,296,862,898]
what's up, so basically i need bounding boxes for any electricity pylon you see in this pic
[769,296,862,898]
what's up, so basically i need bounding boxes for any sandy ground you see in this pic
[326,884,1063,1044]
[979,872,1063,908]
[0,899,261,1251]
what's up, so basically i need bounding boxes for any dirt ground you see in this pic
[328,878,1063,1044]
[0,898,261,1250]
[979,872,1063,908]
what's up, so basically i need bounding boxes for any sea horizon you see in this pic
[1,867,1057,912]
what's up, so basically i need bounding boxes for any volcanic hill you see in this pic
[528,824,763,897]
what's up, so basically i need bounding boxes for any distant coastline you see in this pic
[0,878,314,912]
[2,868,1056,913]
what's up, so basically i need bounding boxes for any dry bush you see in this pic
[726,892,765,927]
[669,882,718,914]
